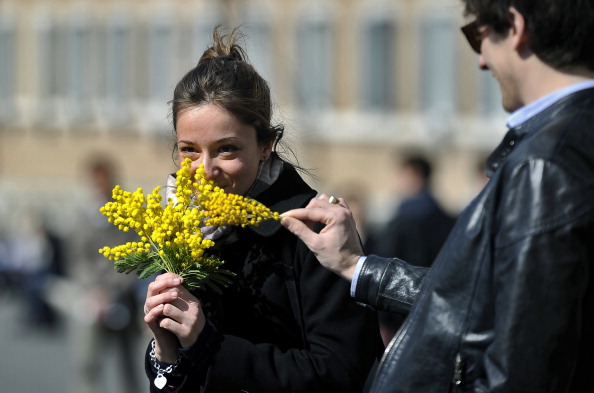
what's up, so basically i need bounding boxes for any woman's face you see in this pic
[176,104,272,196]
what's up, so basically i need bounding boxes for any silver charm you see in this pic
[149,339,181,390]
[154,374,167,389]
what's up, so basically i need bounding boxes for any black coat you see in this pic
[357,88,594,393]
[370,188,456,267]
[368,189,456,334]
[147,162,382,393]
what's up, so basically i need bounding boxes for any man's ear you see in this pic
[508,6,529,52]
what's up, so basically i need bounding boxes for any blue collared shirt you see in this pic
[506,80,594,128]
[351,79,594,297]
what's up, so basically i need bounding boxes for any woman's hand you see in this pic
[144,273,206,363]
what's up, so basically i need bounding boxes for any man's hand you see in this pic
[280,194,364,281]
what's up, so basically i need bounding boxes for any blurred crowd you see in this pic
[0,154,147,393]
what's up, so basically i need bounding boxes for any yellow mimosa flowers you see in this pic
[98,158,279,291]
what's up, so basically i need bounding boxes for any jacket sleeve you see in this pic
[477,157,593,392]
[354,255,428,315]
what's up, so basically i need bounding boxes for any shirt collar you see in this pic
[506,80,594,129]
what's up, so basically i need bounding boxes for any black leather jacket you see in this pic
[355,88,594,393]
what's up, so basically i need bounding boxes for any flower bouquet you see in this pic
[98,158,279,292]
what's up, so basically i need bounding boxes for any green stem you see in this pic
[147,236,174,273]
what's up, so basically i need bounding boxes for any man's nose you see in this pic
[478,54,489,70]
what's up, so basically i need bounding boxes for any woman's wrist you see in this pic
[149,339,183,390]
[154,339,180,364]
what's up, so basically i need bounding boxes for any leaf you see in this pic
[114,252,151,274]
[181,268,236,292]
[137,254,166,279]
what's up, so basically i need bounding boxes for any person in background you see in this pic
[368,154,455,344]
[371,154,455,265]
[142,27,382,393]
[281,0,594,391]
[69,156,141,393]
[3,211,62,329]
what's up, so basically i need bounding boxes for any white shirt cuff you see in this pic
[350,256,367,297]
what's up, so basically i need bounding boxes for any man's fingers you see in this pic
[281,207,331,224]
[280,215,316,242]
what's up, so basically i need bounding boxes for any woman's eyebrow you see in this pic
[178,137,240,145]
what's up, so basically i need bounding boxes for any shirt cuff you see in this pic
[350,256,367,297]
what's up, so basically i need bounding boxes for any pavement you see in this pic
[0,287,150,393]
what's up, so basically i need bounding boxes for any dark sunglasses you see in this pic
[461,20,482,54]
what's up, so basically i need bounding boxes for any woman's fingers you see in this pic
[145,287,179,311]
[158,298,205,347]
[146,273,183,297]
[144,276,205,348]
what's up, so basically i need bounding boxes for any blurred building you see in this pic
[0,0,505,235]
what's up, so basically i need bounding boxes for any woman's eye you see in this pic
[180,146,199,156]
[219,145,238,154]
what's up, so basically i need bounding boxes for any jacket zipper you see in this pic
[449,352,464,393]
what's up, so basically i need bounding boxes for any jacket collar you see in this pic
[506,81,594,129]
[486,87,594,178]
[247,162,317,238]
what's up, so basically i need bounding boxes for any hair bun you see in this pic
[216,55,236,62]
[197,26,246,65]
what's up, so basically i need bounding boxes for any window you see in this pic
[143,10,178,133]
[36,14,65,122]
[149,17,174,105]
[181,7,222,73]
[295,8,333,110]
[0,15,15,121]
[242,14,273,88]
[104,16,132,123]
[419,14,458,117]
[361,19,396,110]
[67,15,94,121]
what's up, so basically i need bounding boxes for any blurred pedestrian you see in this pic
[68,156,141,393]
[371,154,456,265]
[4,211,61,329]
[368,154,455,344]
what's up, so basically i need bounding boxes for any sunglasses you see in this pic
[461,20,482,54]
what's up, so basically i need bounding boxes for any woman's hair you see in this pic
[462,0,594,71]
[170,26,284,155]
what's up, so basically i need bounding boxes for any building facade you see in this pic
[0,0,506,235]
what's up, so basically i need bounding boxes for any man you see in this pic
[69,157,141,393]
[369,154,456,344]
[281,0,594,392]
[371,154,455,266]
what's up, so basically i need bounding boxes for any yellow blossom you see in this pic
[98,158,279,291]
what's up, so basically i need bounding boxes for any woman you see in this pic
[143,27,382,392]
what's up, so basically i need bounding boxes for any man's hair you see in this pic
[402,156,432,182]
[462,0,594,71]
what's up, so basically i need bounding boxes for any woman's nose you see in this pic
[194,156,219,180]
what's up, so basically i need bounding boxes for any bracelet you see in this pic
[149,339,182,390]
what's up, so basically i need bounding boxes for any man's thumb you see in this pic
[280,215,311,241]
